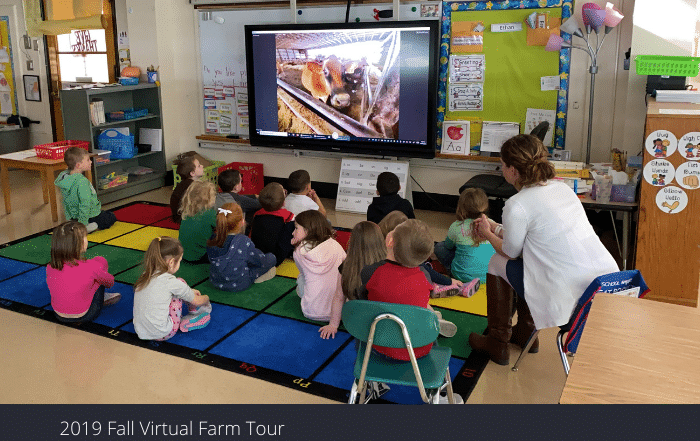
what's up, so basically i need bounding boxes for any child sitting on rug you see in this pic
[284,169,327,217]
[179,181,217,263]
[133,237,212,340]
[55,147,116,233]
[433,188,495,284]
[170,154,204,223]
[250,182,296,266]
[207,203,276,292]
[215,169,261,235]
[366,171,414,225]
[46,221,121,323]
[360,219,451,359]
[379,211,480,298]
[292,210,346,327]
[319,221,388,339]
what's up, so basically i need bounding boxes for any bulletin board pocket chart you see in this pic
[437,1,572,154]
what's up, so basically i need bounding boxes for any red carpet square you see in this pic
[113,203,172,225]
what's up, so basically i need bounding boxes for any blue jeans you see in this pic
[505,258,525,298]
[433,241,455,271]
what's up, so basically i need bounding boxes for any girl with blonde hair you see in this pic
[133,237,211,340]
[179,180,217,263]
[206,203,277,292]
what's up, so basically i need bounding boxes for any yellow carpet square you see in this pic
[105,226,179,251]
[86,221,144,243]
[276,259,299,279]
[429,284,487,316]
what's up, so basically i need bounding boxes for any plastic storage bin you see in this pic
[34,140,89,160]
[106,108,148,122]
[172,159,226,189]
[118,77,139,86]
[93,149,111,164]
[591,183,637,203]
[217,162,265,195]
[634,55,700,77]
[98,171,128,190]
[98,129,136,159]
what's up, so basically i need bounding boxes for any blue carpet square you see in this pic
[0,266,50,307]
[0,257,39,282]
[92,283,135,328]
[122,304,256,351]
[209,314,353,379]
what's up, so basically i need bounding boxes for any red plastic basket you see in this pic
[217,162,264,195]
[34,140,89,160]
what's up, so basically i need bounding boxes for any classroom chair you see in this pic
[511,269,650,374]
[342,300,457,404]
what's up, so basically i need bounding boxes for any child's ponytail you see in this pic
[134,237,184,292]
[207,203,244,248]
[455,188,489,245]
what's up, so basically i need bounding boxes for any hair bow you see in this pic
[218,208,232,216]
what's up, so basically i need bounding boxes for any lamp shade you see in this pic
[581,2,601,26]
[604,2,624,27]
[560,16,583,37]
[545,34,564,52]
[584,8,606,31]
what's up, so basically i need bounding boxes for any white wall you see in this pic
[0,0,53,147]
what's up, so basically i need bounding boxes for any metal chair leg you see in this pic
[511,329,540,372]
[557,329,571,375]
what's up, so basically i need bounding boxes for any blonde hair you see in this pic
[391,219,433,268]
[49,221,87,270]
[207,203,244,248]
[133,237,184,292]
[180,180,216,220]
[456,188,489,245]
[342,221,387,300]
[500,134,555,188]
[378,210,408,238]
[258,182,285,211]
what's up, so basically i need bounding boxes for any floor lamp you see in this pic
[546,2,624,164]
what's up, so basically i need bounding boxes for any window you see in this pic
[56,29,109,82]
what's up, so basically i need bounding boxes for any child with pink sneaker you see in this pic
[46,221,121,323]
[133,237,212,340]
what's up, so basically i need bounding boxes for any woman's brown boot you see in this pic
[510,297,539,353]
[468,274,513,365]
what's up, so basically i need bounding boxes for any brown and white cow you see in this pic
[301,55,368,121]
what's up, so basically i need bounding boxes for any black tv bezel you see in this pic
[244,20,439,159]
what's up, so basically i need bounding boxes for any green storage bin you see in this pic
[635,55,700,77]
[172,160,226,189]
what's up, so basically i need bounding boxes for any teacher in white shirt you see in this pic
[470,134,618,366]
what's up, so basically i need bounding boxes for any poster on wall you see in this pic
[448,83,483,111]
[449,55,485,83]
[0,16,18,117]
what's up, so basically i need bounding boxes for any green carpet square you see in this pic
[195,277,296,311]
[84,244,145,275]
[114,259,211,287]
[114,265,141,285]
[0,235,53,265]
[435,307,487,359]
[265,289,325,325]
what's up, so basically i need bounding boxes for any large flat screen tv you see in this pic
[244,20,439,159]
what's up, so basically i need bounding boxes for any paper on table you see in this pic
[659,109,700,115]
[0,149,37,160]
[480,122,520,154]
[139,128,162,152]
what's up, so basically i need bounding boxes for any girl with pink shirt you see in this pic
[46,221,121,323]
[291,210,346,334]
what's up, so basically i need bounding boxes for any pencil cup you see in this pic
[147,71,158,83]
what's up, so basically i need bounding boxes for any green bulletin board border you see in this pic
[437,0,572,152]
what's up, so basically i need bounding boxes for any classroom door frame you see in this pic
[43,0,118,141]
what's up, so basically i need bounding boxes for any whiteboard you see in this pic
[336,158,410,214]
[197,3,439,136]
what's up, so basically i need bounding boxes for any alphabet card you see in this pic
[441,120,471,156]
[678,131,700,160]
[645,130,677,158]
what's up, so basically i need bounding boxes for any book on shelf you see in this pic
[90,99,105,125]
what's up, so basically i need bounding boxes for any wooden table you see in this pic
[560,293,700,404]
[0,150,93,222]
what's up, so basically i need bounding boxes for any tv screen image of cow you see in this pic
[245,21,439,159]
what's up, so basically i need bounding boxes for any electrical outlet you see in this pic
[26,60,33,71]
[23,35,31,50]
[32,40,38,51]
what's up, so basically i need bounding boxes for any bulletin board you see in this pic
[0,16,18,117]
[437,0,572,153]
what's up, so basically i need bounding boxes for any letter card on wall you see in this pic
[336,158,410,214]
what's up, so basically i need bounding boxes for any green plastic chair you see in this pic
[341,300,456,404]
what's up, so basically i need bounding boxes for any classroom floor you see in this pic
[0,169,567,404]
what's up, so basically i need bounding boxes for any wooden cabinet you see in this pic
[60,83,166,205]
[637,98,700,307]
